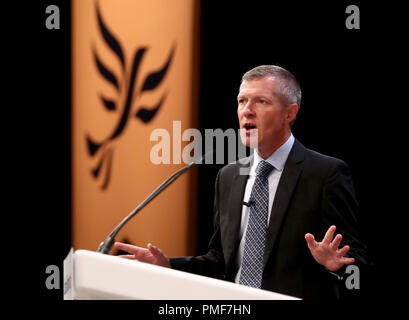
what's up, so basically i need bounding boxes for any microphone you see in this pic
[242,200,254,207]
[97,150,214,254]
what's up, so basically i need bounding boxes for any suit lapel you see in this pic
[262,139,306,268]
[222,157,252,272]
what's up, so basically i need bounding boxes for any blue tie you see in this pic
[239,160,274,288]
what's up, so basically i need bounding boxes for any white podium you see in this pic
[65,250,299,300]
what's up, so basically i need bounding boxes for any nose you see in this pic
[240,100,255,117]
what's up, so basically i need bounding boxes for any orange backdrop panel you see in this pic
[72,0,199,256]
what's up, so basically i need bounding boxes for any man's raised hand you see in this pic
[305,225,355,272]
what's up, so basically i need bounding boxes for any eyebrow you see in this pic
[237,94,272,101]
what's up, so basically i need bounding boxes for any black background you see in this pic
[13,0,402,314]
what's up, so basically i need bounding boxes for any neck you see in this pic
[257,131,291,159]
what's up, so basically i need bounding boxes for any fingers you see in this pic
[340,257,355,265]
[337,245,351,257]
[323,225,336,244]
[147,243,170,268]
[117,254,137,260]
[147,243,164,258]
[114,242,147,260]
[114,242,138,254]
[304,233,317,250]
[337,245,355,264]
[331,234,343,249]
[114,242,170,267]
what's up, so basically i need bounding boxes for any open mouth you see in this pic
[243,123,257,133]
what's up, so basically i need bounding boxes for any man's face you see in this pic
[237,76,293,157]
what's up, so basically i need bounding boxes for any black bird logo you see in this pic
[86,3,175,190]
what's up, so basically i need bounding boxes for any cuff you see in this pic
[325,264,348,281]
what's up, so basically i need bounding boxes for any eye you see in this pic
[238,98,246,104]
[259,99,266,104]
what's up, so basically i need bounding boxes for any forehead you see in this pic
[238,76,278,97]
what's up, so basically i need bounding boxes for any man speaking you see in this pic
[114,65,370,300]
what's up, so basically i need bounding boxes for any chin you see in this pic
[239,127,259,149]
[239,134,258,149]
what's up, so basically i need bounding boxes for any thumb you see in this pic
[147,243,162,256]
[304,233,317,250]
[147,243,170,268]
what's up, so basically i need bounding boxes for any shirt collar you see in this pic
[251,134,295,175]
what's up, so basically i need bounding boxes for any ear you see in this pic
[286,103,299,124]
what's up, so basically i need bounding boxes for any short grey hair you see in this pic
[241,65,302,107]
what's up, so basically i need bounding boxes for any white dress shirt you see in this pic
[234,134,295,283]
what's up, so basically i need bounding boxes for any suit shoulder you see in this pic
[217,156,250,178]
[305,147,346,165]
[303,147,349,176]
[218,159,242,176]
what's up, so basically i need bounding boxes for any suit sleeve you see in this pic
[169,170,226,279]
[320,160,374,288]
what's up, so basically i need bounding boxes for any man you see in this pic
[114,65,370,300]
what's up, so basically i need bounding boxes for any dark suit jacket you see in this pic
[170,139,370,300]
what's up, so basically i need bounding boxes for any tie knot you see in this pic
[255,160,274,180]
